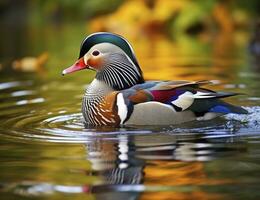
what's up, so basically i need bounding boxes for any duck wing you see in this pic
[115,80,247,124]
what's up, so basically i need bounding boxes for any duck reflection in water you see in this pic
[83,133,237,200]
[85,134,145,200]
[2,134,246,199]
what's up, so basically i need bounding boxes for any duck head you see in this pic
[62,32,144,90]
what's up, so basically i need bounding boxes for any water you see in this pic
[1,23,260,199]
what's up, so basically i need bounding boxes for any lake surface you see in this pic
[0,23,260,200]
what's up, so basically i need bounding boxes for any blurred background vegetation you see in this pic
[0,0,259,79]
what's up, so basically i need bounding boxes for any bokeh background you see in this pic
[1,0,260,80]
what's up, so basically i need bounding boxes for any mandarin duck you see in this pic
[62,32,247,126]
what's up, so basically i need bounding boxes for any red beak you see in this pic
[62,57,87,75]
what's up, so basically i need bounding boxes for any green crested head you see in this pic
[79,32,140,68]
[62,32,144,90]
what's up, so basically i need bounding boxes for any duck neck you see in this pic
[85,78,114,98]
[95,53,144,90]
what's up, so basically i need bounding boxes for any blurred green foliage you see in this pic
[0,0,259,65]
[235,0,260,16]
[173,0,216,34]
[0,0,259,29]
[30,0,123,21]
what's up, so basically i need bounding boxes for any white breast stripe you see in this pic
[116,93,128,124]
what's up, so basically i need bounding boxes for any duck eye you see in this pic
[92,50,100,56]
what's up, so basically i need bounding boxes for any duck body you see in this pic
[63,32,247,126]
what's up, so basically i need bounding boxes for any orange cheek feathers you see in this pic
[87,58,103,70]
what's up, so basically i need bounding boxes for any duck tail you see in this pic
[209,101,248,114]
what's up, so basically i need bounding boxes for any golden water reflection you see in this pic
[82,134,238,200]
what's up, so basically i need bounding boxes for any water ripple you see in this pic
[0,81,33,90]
[0,106,259,144]
[0,79,259,144]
